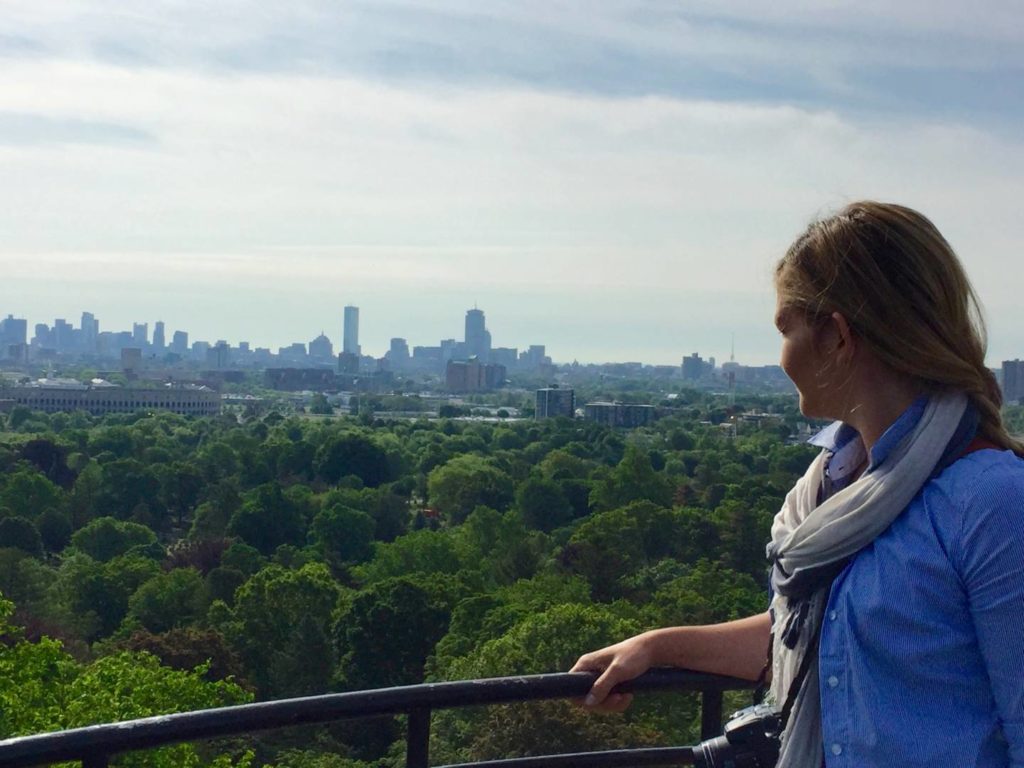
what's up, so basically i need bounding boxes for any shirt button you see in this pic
[831,744,843,756]
[828,675,839,688]
[829,611,837,621]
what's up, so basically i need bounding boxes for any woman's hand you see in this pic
[570,633,654,713]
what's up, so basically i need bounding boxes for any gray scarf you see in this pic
[767,392,968,767]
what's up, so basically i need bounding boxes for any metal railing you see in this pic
[0,669,754,768]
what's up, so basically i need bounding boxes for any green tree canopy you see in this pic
[71,517,157,562]
[427,455,514,524]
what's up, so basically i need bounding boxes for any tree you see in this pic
[94,459,164,525]
[227,483,306,556]
[310,393,334,415]
[589,445,674,512]
[71,517,156,562]
[222,562,343,696]
[335,577,452,691]
[36,508,72,552]
[20,438,76,488]
[0,517,43,558]
[113,626,248,686]
[309,504,375,564]
[315,433,391,487]
[430,604,653,766]
[0,468,64,521]
[67,460,103,529]
[57,553,161,639]
[427,455,514,524]
[159,461,204,528]
[354,528,466,584]
[644,560,764,626]
[127,568,209,634]
[515,476,574,533]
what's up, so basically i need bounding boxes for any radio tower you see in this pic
[728,333,736,405]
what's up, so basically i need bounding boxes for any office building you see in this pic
[54,319,73,352]
[343,306,360,355]
[80,312,99,353]
[386,338,410,371]
[132,322,148,348]
[682,353,712,381]
[152,321,166,351]
[1003,360,1024,403]
[309,333,334,360]
[1,315,28,347]
[170,331,189,356]
[465,308,491,361]
[445,359,506,392]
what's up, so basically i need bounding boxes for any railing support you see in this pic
[699,690,723,741]
[406,707,431,768]
[81,753,109,768]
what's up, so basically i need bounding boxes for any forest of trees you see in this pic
[5,394,999,765]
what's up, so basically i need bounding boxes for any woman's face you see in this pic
[775,296,839,419]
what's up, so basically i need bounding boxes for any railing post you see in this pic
[406,707,431,768]
[82,753,109,768]
[699,690,723,741]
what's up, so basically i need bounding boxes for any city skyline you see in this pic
[3,3,1023,365]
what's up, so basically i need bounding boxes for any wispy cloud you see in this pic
[0,111,155,146]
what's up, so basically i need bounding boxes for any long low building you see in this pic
[3,380,220,417]
[583,401,658,428]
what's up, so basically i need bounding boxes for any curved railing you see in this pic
[0,669,755,768]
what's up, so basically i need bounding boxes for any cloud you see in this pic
[1,3,1022,363]
[0,111,155,146]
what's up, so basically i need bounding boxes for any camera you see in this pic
[692,703,782,768]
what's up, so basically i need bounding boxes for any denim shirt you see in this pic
[811,401,1024,767]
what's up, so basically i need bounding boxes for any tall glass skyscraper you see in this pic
[343,306,360,355]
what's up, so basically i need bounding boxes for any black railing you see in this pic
[0,669,754,768]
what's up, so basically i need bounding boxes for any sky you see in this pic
[2,1,1023,365]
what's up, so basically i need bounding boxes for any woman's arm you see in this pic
[570,611,771,712]
[959,470,1024,766]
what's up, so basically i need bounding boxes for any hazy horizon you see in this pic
[4,2,1023,366]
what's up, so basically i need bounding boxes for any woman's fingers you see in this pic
[585,663,625,707]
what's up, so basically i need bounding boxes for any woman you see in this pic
[571,202,1024,767]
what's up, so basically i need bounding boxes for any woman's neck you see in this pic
[840,374,923,457]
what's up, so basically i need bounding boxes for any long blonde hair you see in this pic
[776,200,1023,455]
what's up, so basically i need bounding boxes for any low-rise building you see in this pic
[583,401,657,428]
[535,387,575,419]
[5,380,220,417]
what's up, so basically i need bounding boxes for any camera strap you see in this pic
[753,609,822,732]
[778,616,822,730]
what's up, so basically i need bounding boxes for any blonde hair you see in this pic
[776,200,1024,455]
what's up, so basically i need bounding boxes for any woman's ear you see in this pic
[829,312,856,364]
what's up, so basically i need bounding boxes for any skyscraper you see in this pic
[170,330,188,356]
[153,321,166,351]
[0,315,27,346]
[80,312,98,353]
[132,322,148,347]
[343,306,360,355]
[465,308,491,361]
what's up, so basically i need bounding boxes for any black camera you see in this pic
[692,703,782,768]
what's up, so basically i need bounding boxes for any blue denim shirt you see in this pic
[811,400,1024,767]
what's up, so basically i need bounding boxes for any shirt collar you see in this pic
[806,395,929,471]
